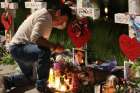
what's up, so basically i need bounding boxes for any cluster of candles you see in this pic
[48,63,75,93]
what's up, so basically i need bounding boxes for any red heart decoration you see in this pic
[1,13,12,32]
[67,18,91,48]
[119,34,140,61]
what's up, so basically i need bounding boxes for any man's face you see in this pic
[54,21,67,30]
[53,10,68,30]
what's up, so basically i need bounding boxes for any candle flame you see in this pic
[48,68,70,92]
[104,7,108,14]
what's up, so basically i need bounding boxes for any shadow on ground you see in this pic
[8,85,36,93]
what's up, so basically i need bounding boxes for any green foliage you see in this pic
[131,62,140,70]
[87,19,128,65]
[49,18,127,65]
[0,53,15,65]
[0,46,7,59]
[48,28,74,49]
[0,47,15,65]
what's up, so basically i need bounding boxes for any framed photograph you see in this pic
[124,61,134,80]
[72,48,87,66]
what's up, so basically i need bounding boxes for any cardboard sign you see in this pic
[1,2,18,9]
[115,13,130,24]
[77,7,100,19]
[25,2,47,9]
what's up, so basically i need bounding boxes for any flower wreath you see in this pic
[1,12,12,32]
[67,17,91,48]
[119,34,140,61]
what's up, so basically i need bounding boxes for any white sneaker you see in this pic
[0,76,6,93]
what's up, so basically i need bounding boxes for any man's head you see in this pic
[51,5,73,30]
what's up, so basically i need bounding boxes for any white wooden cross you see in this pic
[25,0,47,13]
[115,0,140,80]
[115,0,140,38]
[0,0,18,43]
[71,0,100,20]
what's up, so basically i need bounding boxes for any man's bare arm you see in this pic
[36,37,56,50]
[36,37,64,53]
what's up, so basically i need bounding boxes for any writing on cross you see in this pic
[25,0,47,13]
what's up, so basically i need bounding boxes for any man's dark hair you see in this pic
[59,5,74,21]
[46,0,63,9]
[48,4,74,21]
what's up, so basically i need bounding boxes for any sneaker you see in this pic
[36,80,52,93]
[0,76,6,93]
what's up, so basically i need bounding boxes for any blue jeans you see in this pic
[9,43,51,81]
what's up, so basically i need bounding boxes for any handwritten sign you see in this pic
[115,13,130,24]
[77,8,93,16]
[77,8,100,19]
[25,2,46,9]
[1,2,18,9]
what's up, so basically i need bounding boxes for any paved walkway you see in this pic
[0,65,17,76]
[0,65,38,93]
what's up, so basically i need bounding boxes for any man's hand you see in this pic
[36,37,64,53]
[53,44,64,54]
